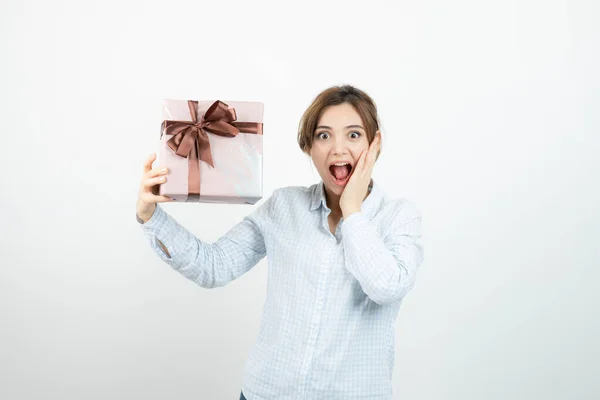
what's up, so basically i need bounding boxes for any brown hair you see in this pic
[297,85,381,157]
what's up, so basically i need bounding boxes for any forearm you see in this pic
[138,203,268,288]
[139,204,208,280]
[341,211,422,305]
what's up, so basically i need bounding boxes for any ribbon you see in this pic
[161,100,263,201]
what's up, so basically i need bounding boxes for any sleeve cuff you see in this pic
[137,205,168,234]
[341,211,369,230]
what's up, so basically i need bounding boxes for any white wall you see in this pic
[1,0,598,399]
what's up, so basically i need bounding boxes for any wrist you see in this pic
[342,207,361,219]
[136,203,156,224]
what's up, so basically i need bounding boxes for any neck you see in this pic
[324,189,343,216]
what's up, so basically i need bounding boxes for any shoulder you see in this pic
[269,185,314,216]
[248,183,314,219]
[272,184,314,202]
[384,197,422,220]
[264,180,320,206]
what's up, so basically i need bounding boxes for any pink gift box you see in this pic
[156,99,264,204]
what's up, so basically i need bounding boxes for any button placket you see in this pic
[297,224,333,398]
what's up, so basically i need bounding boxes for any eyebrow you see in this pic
[315,125,365,130]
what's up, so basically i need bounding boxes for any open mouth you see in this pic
[328,162,353,184]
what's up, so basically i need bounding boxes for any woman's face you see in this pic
[309,103,372,198]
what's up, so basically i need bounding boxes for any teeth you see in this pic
[332,162,350,166]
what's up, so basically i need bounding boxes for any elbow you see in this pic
[369,291,403,306]
[189,243,232,289]
[368,277,416,306]
[191,272,218,289]
[369,287,411,306]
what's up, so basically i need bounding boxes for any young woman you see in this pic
[136,85,424,400]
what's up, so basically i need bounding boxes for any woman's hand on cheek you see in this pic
[340,132,381,218]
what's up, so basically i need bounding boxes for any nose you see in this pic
[332,134,349,156]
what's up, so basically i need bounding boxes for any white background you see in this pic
[1,0,598,399]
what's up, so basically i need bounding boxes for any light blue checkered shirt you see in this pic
[139,179,424,399]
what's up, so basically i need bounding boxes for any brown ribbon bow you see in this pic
[162,100,263,201]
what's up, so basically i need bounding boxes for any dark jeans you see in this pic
[239,391,247,400]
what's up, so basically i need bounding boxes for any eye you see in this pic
[316,132,330,139]
[349,131,361,139]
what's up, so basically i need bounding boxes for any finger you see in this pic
[371,133,380,153]
[363,146,370,167]
[361,139,378,177]
[363,147,372,173]
[143,153,157,173]
[142,192,174,203]
[370,137,380,164]
[147,166,169,179]
[357,149,367,169]
[143,175,167,188]
[361,149,371,172]
[153,194,174,203]
[353,152,364,175]
[369,134,381,166]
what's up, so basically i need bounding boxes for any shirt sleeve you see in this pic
[138,190,278,288]
[340,200,424,305]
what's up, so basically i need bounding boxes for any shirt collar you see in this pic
[309,179,383,220]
